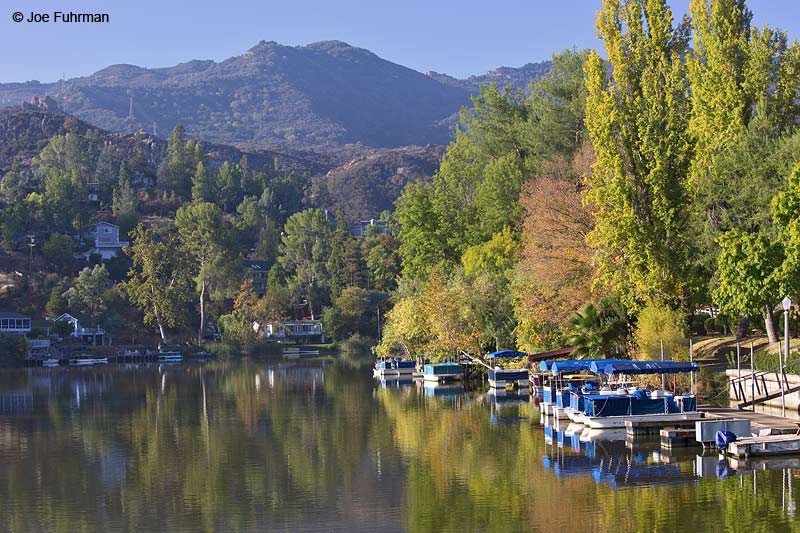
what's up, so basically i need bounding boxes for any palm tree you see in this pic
[566,295,629,359]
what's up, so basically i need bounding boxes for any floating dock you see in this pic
[623,413,706,435]
[726,434,800,458]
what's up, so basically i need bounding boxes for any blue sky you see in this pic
[1,0,798,82]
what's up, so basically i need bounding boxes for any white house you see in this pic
[78,222,130,261]
[258,320,324,343]
[0,312,31,334]
[54,313,106,345]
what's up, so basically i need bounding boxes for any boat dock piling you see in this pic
[660,428,696,448]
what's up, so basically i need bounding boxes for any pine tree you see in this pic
[327,211,366,298]
[164,125,192,198]
[112,162,139,236]
[93,143,116,202]
[191,161,213,203]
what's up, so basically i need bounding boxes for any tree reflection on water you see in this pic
[0,361,796,531]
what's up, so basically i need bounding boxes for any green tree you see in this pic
[43,168,86,233]
[712,229,782,343]
[584,0,692,310]
[278,209,334,320]
[0,202,29,241]
[40,233,74,272]
[45,284,69,318]
[112,162,139,236]
[362,232,401,292]
[253,217,282,264]
[566,295,629,359]
[634,302,688,360]
[461,227,520,279]
[191,160,214,204]
[771,164,800,306]
[0,334,29,365]
[327,211,365,298]
[93,143,117,201]
[687,0,752,190]
[66,264,111,327]
[217,162,243,212]
[687,3,800,305]
[175,202,243,342]
[163,125,193,198]
[322,286,375,341]
[257,287,293,322]
[123,224,193,342]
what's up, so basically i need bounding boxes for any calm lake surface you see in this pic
[0,356,798,532]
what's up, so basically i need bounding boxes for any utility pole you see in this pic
[26,235,35,295]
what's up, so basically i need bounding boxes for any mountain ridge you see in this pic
[0,40,551,149]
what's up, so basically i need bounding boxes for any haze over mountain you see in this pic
[0,40,550,149]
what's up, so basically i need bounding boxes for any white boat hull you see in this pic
[488,379,530,389]
[582,412,704,429]
[422,373,463,382]
[69,358,107,366]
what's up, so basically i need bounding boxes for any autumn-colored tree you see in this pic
[514,145,595,350]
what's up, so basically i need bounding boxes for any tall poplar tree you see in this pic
[584,0,692,310]
[687,0,752,189]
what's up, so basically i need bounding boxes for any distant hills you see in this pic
[0,41,551,149]
[0,105,444,219]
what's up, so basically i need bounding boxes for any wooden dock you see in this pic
[701,406,797,433]
[624,414,704,436]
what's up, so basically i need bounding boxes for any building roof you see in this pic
[0,312,30,319]
[244,260,271,271]
[92,221,119,229]
[55,313,78,323]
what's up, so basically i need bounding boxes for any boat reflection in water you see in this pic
[542,428,698,489]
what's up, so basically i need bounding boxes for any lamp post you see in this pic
[781,296,792,418]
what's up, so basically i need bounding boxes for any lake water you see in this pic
[0,357,798,532]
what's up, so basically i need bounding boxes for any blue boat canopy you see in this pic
[539,359,628,373]
[594,360,699,375]
[486,350,528,359]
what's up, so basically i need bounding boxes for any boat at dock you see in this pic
[373,359,416,377]
[158,351,183,362]
[42,358,60,367]
[488,369,530,389]
[484,350,530,390]
[69,355,108,366]
[422,362,463,383]
[537,358,700,431]
[156,343,184,362]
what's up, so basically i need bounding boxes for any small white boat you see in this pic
[283,347,320,358]
[158,351,183,362]
[69,356,108,366]
[42,358,60,366]
[373,359,415,377]
[488,368,530,389]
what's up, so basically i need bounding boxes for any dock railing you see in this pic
[730,365,800,410]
